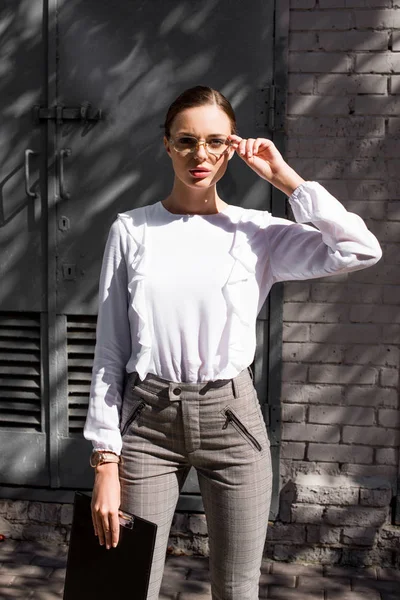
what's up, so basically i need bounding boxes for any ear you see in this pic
[164,136,171,156]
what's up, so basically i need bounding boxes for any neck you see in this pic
[163,178,227,215]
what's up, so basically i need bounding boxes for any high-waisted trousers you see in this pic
[118,366,273,600]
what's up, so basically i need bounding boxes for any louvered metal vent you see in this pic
[67,316,97,434]
[0,313,41,430]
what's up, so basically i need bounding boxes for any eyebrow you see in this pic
[175,132,228,137]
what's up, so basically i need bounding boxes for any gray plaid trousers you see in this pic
[118,366,273,600]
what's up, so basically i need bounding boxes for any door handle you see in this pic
[58,148,71,200]
[25,149,39,199]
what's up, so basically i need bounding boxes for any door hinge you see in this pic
[32,102,102,125]
[255,85,284,132]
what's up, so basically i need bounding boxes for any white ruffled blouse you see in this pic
[83,181,382,455]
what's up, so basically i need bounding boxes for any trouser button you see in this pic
[173,387,182,396]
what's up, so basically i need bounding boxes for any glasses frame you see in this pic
[168,136,233,159]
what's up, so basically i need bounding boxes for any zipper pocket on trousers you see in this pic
[121,400,146,436]
[222,408,262,451]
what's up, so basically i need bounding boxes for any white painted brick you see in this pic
[289,52,352,73]
[309,365,378,385]
[324,506,388,527]
[387,201,400,220]
[282,363,309,382]
[282,323,310,342]
[281,441,307,459]
[308,443,373,463]
[307,524,341,545]
[283,302,349,323]
[283,281,311,302]
[343,426,400,446]
[344,386,398,408]
[291,504,325,524]
[311,324,381,343]
[288,94,350,115]
[388,117,400,135]
[266,522,306,544]
[287,116,385,137]
[283,423,341,442]
[378,409,400,428]
[355,96,400,115]
[349,305,400,323]
[382,245,400,266]
[291,10,352,30]
[282,403,307,423]
[311,283,382,304]
[343,345,399,367]
[354,10,400,29]
[342,464,397,481]
[354,53,400,74]
[289,31,319,51]
[318,31,388,51]
[290,157,388,180]
[360,488,392,507]
[382,324,400,344]
[308,405,375,426]
[282,342,344,363]
[364,220,400,243]
[288,74,315,94]
[281,459,341,480]
[345,0,392,5]
[393,30,400,51]
[383,286,400,304]
[351,263,400,285]
[281,383,342,404]
[346,200,386,220]
[380,367,399,388]
[390,75,400,94]
[375,448,398,465]
[290,0,316,7]
[316,73,387,94]
[342,527,377,546]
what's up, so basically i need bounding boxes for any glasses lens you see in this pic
[173,137,198,154]
[206,138,230,156]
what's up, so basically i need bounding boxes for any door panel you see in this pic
[52,0,276,500]
[0,1,49,486]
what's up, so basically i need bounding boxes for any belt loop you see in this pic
[247,365,254,382]
[231,376,239,399]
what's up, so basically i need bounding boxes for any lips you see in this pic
[189,167,212,178]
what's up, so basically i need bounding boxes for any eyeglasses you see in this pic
[169,136,232,159]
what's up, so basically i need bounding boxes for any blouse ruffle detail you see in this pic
[118,210,152,381]
[220,215,259,372]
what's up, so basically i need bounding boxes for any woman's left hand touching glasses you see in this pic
[227,134,305,197]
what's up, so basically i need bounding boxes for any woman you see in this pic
[83,86,382,600]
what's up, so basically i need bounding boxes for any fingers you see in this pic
[227,135,274,161]
[92,507,120,549]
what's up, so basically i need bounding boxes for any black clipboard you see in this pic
[63,491,158,600]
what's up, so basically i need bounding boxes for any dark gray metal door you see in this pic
[52,0,276,508]
[1,0,281,514]
[0,0,49,486]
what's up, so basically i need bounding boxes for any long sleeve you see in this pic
[265,181,382,282]
[83,217,132,455]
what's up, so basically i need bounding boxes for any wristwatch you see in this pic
[90,450,121,468]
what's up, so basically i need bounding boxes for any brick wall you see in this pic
[1,2,399,568]
[277,0,400,564]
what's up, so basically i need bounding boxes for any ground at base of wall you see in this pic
[0,539,400,600]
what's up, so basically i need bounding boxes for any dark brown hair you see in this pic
[163,86,238,138]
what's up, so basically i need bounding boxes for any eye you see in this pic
[177,137,197,147]
[208,138,227,149]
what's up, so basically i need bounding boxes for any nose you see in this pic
[193,141,208,161]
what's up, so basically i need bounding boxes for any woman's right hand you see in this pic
[91,462,121,549]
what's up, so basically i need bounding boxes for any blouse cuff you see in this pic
[288,180,325,224]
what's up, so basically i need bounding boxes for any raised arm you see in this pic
[265,181,382,282]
